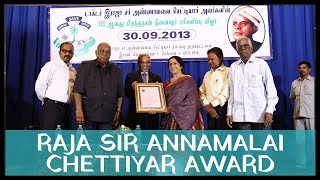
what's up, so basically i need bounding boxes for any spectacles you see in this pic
[61,49,74,54]
[237,44,250,50]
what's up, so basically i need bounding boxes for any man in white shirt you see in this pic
[289,61,315,169]
[35,42,77,130]
[290,61,314,130]
[199,47,230,130]
[226,36,278,130]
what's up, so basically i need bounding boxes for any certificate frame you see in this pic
[135,83,167,113]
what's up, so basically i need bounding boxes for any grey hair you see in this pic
[236,36,253,50]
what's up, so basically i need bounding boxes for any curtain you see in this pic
[6,5,49,129]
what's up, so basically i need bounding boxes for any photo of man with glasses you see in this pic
[229,5,264,54]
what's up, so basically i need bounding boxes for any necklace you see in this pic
[171,74,184,82]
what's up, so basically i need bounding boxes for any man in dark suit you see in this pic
[125,54,162,130]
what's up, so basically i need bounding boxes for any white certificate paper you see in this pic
[135,83,167,113]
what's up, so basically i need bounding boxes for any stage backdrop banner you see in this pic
[48,5,272,63]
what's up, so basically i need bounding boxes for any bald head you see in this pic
[138,53,151,72]
[97,42,111,50]
[95,42,112,67]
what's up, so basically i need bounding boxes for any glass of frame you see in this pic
[135,83,167,113]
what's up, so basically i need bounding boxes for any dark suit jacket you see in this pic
[231,39,262,54]
[125,70,162,130]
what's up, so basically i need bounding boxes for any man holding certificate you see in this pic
[125,54,162,130]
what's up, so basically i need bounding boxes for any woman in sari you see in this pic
[162,56,204,130]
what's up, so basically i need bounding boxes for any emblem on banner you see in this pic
[53,16,96,59]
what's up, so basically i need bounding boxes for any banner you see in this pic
[49,5,272,63]
[6,130,315,176]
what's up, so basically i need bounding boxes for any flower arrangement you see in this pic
[118,124,131,130]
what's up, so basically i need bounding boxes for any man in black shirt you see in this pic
[73,42,124,130]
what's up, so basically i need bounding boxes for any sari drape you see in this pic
[162,76,204,130]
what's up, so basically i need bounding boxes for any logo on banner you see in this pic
[53,16,96,59]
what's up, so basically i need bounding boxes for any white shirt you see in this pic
[290,75,314,119]
[227,56,279,123]
[35,59,76,104]
[199,64,230,107]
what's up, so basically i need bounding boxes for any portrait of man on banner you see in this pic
[228,5,265,54]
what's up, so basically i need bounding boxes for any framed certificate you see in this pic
[135,83,167,113]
